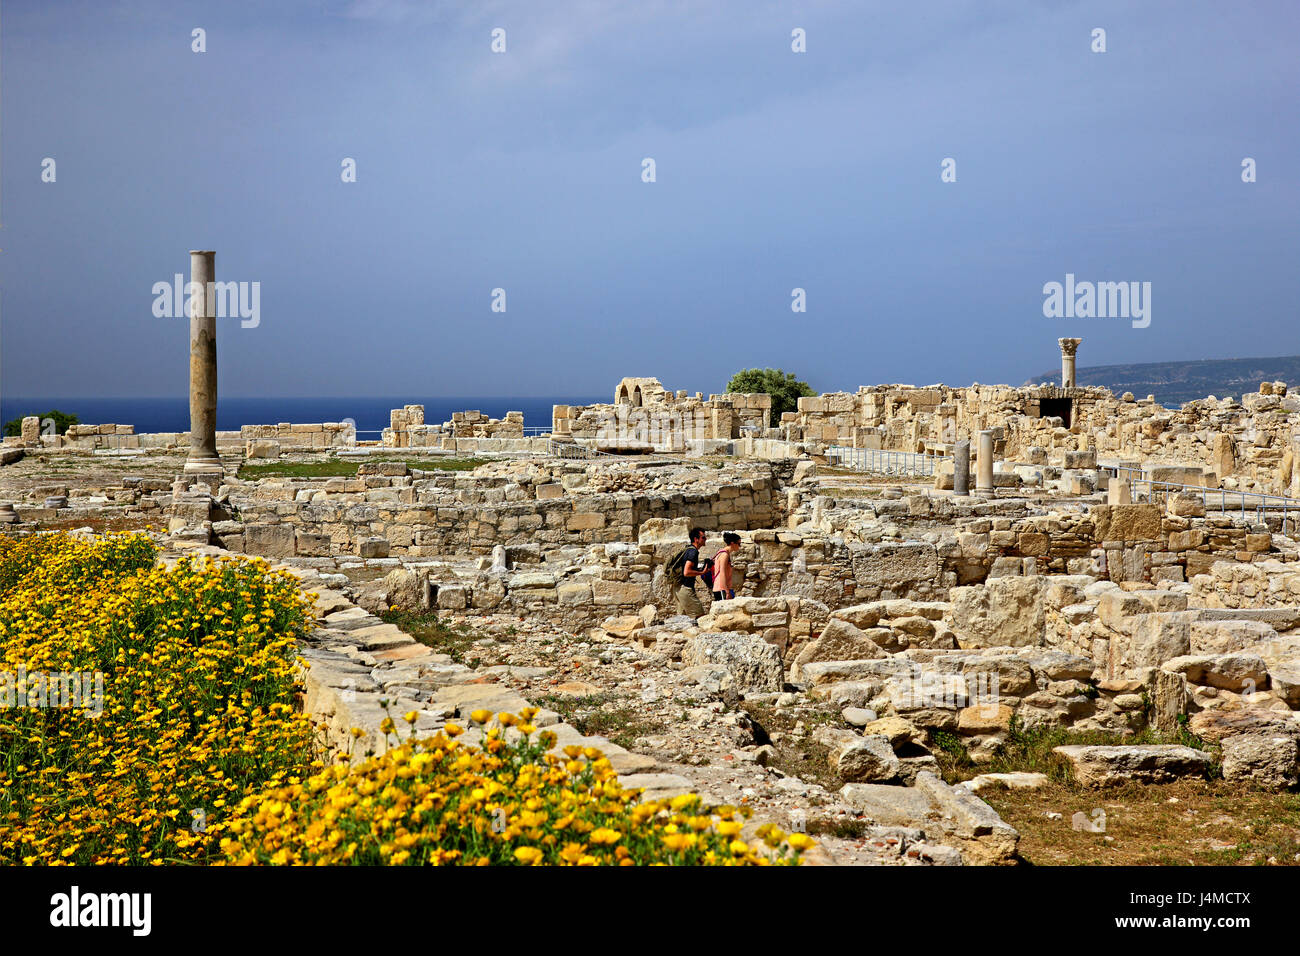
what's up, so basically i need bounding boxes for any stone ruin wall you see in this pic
[2,419,355,455]
[383,405,527,449]
[212,460,788,561]
[554,376,773,454]
[785,381,1300,497]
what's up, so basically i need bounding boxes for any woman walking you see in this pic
[710,532,741,601]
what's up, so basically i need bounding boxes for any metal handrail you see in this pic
[1126,477,1300,529]
[826,445,949,477]
[1110,465,1145,483]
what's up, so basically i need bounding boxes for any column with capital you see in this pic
[1058,337,1082,389]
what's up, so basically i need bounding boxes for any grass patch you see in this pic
[379,609,481,664]
[534,692,666,751]
[983,780,1300,866]
[237,457,485,479]
[807,817,874,840]
[932,716,1218,786]
[742,702,844,794]
[930,730,978,780]
[36,514,154,535]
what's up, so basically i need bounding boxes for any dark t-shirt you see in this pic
[681,546,700,588]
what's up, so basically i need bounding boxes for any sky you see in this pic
[1,0,1297,398]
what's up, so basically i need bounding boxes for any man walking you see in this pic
[670,527,709,618]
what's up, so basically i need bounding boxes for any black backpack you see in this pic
[701,550,723,590]
[664,547,689,588]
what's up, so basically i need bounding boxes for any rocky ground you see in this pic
[12,448,1300,866]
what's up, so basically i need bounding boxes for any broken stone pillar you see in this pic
[490,545,508,573]
[20,416,40,444]
[811,495,832,526]
[976,430,995,495]
[1108,479,1132,505]
[185,250,223,476]
[1212,432,1234,478]
[1058,337,1082,389]
[953,439,971,496]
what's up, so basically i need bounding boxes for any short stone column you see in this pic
[20,416,40,444]
[953,440,971,496]
[185,250,223,475]
[976,430,995,495]
[1108,479,1132,506]
[1059,337,1082,389]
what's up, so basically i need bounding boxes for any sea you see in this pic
[0,397,607,437]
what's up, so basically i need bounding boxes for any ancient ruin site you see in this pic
[7,321,1300,868]
[8,8,1300,927]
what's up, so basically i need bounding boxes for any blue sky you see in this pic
[2,0,1297,398]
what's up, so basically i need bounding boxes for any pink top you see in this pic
[712,549,732,592]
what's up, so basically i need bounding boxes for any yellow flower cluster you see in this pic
[219,710,811,866]
[1,534,813,866]
[0,533,318,865]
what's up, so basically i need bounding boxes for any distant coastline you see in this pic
[0,397,607,436]
[1025,355,1300,407]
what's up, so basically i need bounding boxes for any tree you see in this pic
[725,368,815,427]
[3,409,79,438]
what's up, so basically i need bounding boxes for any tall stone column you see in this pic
[976,430,995,495]
[185,250,223,475]
[1059,337,1082,389]
[953,439,971,496]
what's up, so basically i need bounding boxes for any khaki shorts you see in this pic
[674,584,704,618]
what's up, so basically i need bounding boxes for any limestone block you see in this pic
[1115,614,1191,670]
[1167,493,1206,518]
[957,703,1015,734]
[1097,504,1163,542]
[245,439,281,459]
[830,735,900,782]
[1187,708,1299,743]
[567,512,606,531]
[1052,744,1212,787]
[1160,653,1268,691]
[244,523,296,558]
[556,582,593,606]
[1220,734,1299,790]
[591,579,649,606]
[295,531,333,557]
[437,586,469,610]
[1190,619,1277,654]
[681,632,783,693]
[790,618,887,679]
[359,537,391,558]
[948,577,1046,647]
